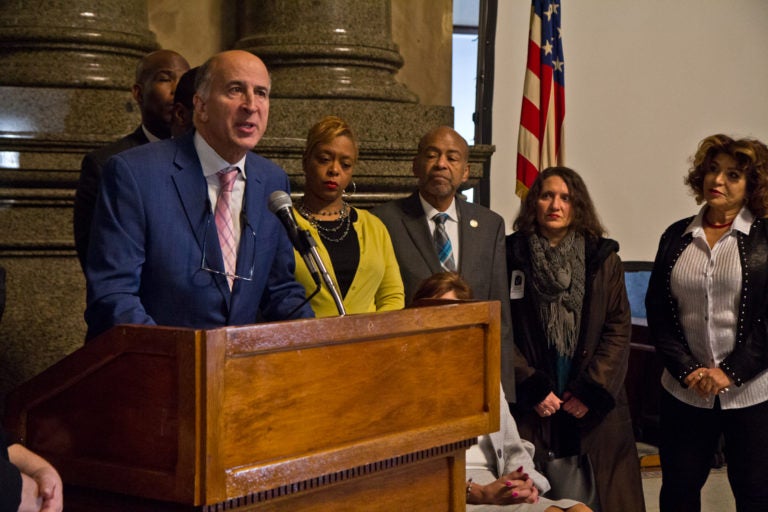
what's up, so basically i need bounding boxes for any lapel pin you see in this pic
[470,219,479,228]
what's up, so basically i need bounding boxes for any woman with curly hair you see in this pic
[646,134,768,511]
[507,167,644,511]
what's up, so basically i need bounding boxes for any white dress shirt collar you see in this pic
[194,131,247,179]
[685,204,754,237]
[418,193,458,223]
[141,125,162,143]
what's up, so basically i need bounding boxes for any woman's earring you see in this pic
[343,181,357,199]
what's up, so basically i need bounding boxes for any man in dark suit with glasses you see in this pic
[84,50,314,341]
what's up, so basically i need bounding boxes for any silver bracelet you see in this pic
[466,478,473,498]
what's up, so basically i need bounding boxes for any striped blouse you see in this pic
[661,206,768,409]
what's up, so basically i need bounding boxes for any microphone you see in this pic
[268,191,319,283]
[268,191,347,315]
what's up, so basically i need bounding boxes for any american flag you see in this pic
[516,0,565,199]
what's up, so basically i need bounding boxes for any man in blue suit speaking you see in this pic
[84,50,314,340]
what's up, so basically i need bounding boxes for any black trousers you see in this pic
[659,389,768,512]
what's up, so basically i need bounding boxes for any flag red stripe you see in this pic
[520,97,539,135]
[527,40,541,78]
[516,153,540,190]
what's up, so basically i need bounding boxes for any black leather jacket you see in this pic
[646,216,768,387]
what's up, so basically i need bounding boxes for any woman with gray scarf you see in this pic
[506,167,644,511]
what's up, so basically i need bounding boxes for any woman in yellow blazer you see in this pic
[293,116,404,317]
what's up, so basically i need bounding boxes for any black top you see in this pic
[319,209,360,298]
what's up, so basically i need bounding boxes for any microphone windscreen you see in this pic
[268,190,292,213]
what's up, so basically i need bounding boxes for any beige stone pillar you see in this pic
[233,0,491,206]
[238,0,417,103]
[0,0,157,399]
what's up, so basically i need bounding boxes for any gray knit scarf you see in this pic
[528,231,586,394]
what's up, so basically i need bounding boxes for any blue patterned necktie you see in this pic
[432,213,456,272]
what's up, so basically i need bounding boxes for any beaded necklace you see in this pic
[297,200,352,243]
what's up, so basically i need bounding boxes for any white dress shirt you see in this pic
[141,124,162,143]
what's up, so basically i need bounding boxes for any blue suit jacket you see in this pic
[84,131,313,340]
[74,125,150,271]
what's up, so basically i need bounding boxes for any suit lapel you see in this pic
[234,153,266,282]
[171,133,231,302]
[401,192,443,275]
[455,199,481,276]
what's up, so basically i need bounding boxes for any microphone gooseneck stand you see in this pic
[299,230,346,316]
[267,190,346,317]
[285,228,347,318]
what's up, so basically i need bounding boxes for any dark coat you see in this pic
[73,126,150,270]
[506,231,644,512]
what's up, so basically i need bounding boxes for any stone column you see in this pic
[0,0,157,400]
[235,0,492,206]
[238,0,417,103]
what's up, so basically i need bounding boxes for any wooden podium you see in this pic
[4,302,500,511]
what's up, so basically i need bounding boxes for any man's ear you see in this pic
[131,83,142,106]
[461,163,470,183]
[193,93,208,123]
[171,103,183,124]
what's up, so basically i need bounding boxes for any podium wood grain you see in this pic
[4,301,500,510]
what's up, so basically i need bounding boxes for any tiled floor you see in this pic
[639,442,736,512]
[641,467,735,511]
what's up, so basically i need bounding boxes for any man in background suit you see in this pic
[73,49,190,270]
[171,66,199,137]
[84,50,313,340]
[372,126,515,400]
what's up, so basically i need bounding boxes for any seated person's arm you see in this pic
[8,444,63,512]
